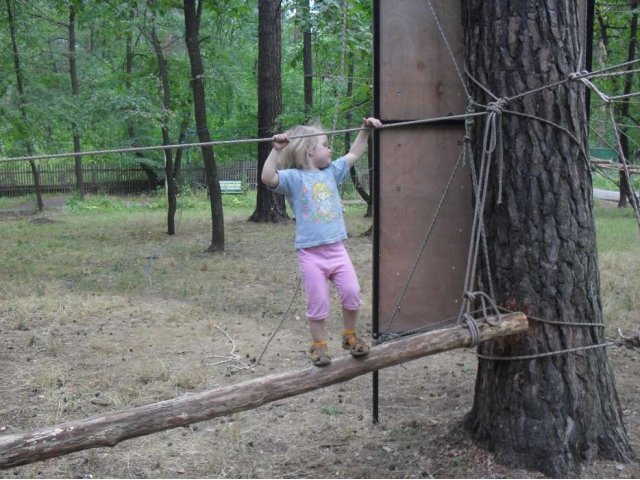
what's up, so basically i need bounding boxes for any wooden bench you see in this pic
[219,180,243,194]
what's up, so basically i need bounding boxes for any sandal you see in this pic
[342,330,370,357]
[309,341,331,367]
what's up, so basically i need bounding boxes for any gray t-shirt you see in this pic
[273,157,350,249]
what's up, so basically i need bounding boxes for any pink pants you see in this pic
[296,241,362,321]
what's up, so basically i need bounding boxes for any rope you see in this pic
[462,313,481,346]
[0,112,486,164]
[252,276,302,368]
[570,71,612,103]
[476,341,616,361]
[375,307,489,344]
[457,101,499,329]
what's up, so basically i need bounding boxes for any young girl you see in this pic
[261,117,382,367]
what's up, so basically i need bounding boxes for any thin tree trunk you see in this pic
[173,112,191,181]
[6,0,43,211]
[68,4,84,199]
[148,0,177,235]
[617,0,638,209]
[345,52,372,214]
[302,0,313,120]
[249,0,288,223]
[124,0,159,187]
[462,1,633,477]
[184,0,225,251]
[595,6,618,144]
[330,0,348,144]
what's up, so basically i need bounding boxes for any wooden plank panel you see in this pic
[378,126,472,333]
[378,0,466,120]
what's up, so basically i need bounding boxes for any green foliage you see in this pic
[0,0,375,170]
[591,0,640,162]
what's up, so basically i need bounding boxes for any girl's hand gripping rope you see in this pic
[271,133,289,151]
[362,117,382,129]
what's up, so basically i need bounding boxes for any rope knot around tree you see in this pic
[486,97,508,115]
[462,313,481,347]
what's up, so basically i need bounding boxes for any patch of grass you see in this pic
[594,205,639,253]
[0,195,29,209]
[321,406,343,416]
[594,205,640,334]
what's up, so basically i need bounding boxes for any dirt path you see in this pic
[0,195,68,217]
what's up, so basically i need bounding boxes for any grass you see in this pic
[0,192,635,298]
[593,202,639,332]
[0,191,637,479]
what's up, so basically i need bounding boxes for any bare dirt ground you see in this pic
[0,201,638,479]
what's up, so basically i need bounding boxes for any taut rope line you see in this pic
[0,113,486,164]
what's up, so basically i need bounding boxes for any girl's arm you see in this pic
[261,134,289,188]
[344,117,382,168]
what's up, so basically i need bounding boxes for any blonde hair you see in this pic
[278,122,325,170]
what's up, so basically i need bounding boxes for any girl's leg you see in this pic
[331,249,369,357]
[342,307,357,332]
[309,318,327,344]
[297,247,332,366]
[308,319,331,366]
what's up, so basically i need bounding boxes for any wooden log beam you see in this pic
[0,312,527,469]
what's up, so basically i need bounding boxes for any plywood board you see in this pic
[378,0,466,120]
[377,126,472,333]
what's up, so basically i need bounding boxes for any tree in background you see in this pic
[250,0,288,223]
[0,0,374,202]
[5,0,44,210]
[184,0,225,251]
[146,0,178,234]
[67,2,84,198]
[593,0,640,209]
[300,0,312,120]
[463,1,633,476]
[123,0,161,187]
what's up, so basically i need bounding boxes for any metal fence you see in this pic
[0,162,369,197]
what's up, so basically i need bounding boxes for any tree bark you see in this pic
[462,1,633,477]
[6,0,43,211]
[68,4,84,199]
[184,0,225,251]
[616,0,638,210]
[302,0,313,120]
[148,0,177,235]
[124,0,160,187]
[0,313,527,469]
[345,52,372,214]
[249,0,288,223]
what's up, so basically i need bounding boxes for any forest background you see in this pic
[0,0,374,200]
[0,0,638,203]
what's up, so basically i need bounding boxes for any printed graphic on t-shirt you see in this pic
[300,181,339,223]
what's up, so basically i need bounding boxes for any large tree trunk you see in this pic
[6,0,43,211]
[462,1,633,477]
[249,0,288,223]
[184,0,225,251]
[68,4,84,199]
